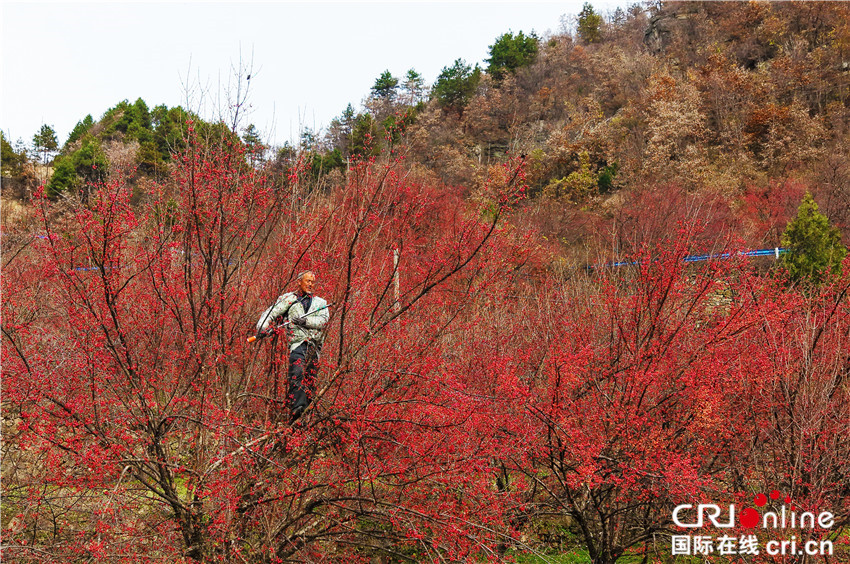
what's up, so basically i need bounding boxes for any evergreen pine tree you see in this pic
[780,192,846,284]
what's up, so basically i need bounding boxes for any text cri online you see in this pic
[672,504,835,529]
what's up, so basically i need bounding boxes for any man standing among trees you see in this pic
[256,271,329,422]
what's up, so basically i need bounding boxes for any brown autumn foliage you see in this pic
[397,0,850,261]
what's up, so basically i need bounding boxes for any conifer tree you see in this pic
[577,3,603,43]
[780,192,846,284]
[33,124,58,165]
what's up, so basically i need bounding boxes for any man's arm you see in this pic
[256,293,297,333]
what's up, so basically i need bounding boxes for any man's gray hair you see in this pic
[296,270,315,281]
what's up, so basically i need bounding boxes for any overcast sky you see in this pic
[1,1,625,149]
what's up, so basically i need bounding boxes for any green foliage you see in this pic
[275,143,297,171]
[577,3,603,44]
[151,104,188,161]
[1,131,27,177]
[327,104,358,156]
[1,131,15,167]
[67,115,94,146]
[46,137,108,198]
[300,127,318,151]
[242,124,262,149]
[432,59,482,115]
[509,549,592,563]
[341,103,356,126]
[136,141,162,175]
[597,162,619,193]
[309,148,345,180]
[402,69,426,104]
[136,104,189,174]
[127,98,153,141]
[382,106,418,148]
[63,100,189,177]
[371,70,399,101]
[779,192,847,285]
[74,137,108,183]
[46,157,76,197]
[325,99,418,166]
[242,124,266,164]
[102,98,153,143]
[33,124,59,164]
[610,6,627,28]
[349,113,380,158]
[486,31,539,80]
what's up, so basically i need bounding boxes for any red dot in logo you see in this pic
[770,490,780,500]
[754,493,768,507]
[740,507,760,528]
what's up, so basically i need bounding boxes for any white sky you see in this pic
[1,1,625,149]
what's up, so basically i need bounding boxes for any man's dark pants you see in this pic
[288,342,319,418]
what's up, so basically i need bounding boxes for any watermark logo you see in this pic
[671,491,834,557]
[672,504,735,528]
